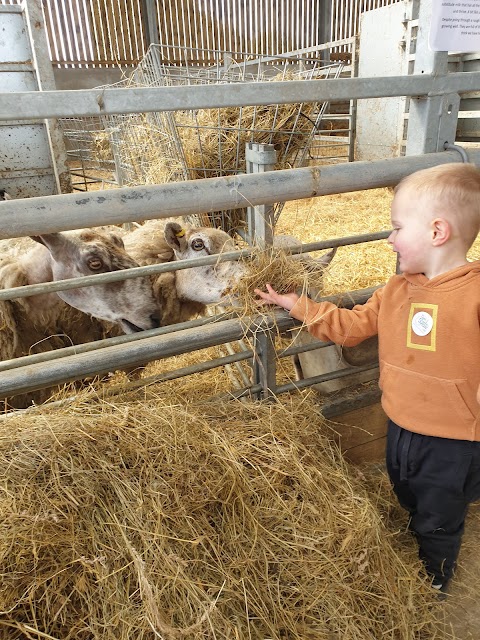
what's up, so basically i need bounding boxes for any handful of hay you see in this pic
[231,244,333,318]
[0,390,445,639]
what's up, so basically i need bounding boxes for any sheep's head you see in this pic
[164,221,245,305]
[31,229,160,334]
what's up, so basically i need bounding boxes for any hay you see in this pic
[103,71,319,230]
[176,101,316,181]
[232,245,331,319]
[0,390,448,640]
[276,189,396,295]
[276,189,480,295]
[160,96,316,230]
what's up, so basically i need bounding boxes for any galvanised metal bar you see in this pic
[0,287,376,398]
[1,149,479,239]
[0,312,295,398]
[278,339,336,357]
[1,72,479,121]
[0,231,389,301]
[276,363,379,394]
[98,348,255,400]
[0,249,252,300]
[0,313,231,372]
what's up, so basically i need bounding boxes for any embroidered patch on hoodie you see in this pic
[407,303,437,351]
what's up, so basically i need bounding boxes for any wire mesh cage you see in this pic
[60,45,347,229]
[60,117,119,192]
[107,45,346,231]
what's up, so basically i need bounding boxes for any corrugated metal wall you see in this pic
[332,0,403,42]
[1,0,402,67]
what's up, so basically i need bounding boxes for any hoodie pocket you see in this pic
[380,362,477,435]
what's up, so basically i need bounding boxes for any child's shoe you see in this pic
[431,580,448,600]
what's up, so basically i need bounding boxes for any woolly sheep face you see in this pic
[164,222,245,305]
[31,229,160,334]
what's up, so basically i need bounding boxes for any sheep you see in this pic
[122,219,245,326]
[0,218,245,407]
[0,227,160,408]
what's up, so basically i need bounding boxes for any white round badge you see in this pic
[411,311,433,337]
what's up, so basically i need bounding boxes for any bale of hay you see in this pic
[0,390,446,639]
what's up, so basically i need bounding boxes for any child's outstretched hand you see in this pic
[254,284,299,311]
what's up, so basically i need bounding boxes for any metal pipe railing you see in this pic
[1,150,479,239]
[0,288,376,399]
[0,231,390,301]
[1,72,479,121]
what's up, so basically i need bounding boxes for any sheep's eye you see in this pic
[88,258,103,271]
[191,238,205,251]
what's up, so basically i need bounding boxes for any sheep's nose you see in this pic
[150,312,161,328]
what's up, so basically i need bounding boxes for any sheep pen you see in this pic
[0,384,449,640]
[1,190,479,639]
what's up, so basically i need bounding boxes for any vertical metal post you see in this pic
[140,0,160,47]
[245,142,278,401]
[245,142,277,247]
[251,330,277,401]
[318,0,332,64]
[349,35,359,163]
[23,0,72,194]
[405,0,458,155]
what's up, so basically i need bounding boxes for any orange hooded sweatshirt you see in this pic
[290,261,480,441]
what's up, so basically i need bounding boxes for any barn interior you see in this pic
[0,0,479,638]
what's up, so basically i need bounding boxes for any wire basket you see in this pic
[59,45,345,229]
[104,45,346,231]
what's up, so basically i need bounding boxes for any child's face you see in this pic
[388,188,433,274]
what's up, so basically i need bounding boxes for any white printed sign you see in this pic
[429,0,480,52]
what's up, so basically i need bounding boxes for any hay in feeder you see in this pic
[0,390,447,639]
[176,101,316,181]
[162,91,316,230]
[102,70,319,230]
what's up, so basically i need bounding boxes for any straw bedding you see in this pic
[0,389,447,640]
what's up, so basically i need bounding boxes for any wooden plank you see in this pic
[324,401,388,464]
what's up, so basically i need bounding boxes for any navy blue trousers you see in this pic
[386,420,480,584]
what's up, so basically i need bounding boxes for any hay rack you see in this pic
[60,45,346,232]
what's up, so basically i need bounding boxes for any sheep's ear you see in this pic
[107,232,125,249]
[30,234,53,247]
[164,222,187,251]
[30,233,66,252]
[316,247,337,269]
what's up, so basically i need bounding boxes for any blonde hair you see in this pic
[395,163,480,247]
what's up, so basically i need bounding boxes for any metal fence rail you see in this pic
[2,71,479,121]
[1,149,479,239]
[0,288,376,400]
